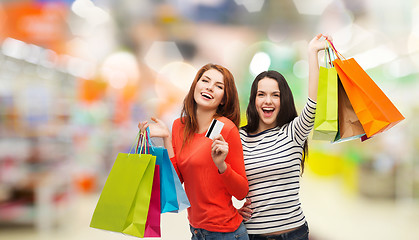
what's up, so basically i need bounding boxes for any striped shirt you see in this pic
[239,98,316,235]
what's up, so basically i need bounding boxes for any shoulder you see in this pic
[216,116,237,131]
[239,127,248,137]
[172,118,184,134]
[217,117,240,141]
[173,117,181,125]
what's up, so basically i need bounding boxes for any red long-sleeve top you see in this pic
[170,116,248,232]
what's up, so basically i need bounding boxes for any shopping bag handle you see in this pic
[136,127,155,154]
[128,131,145,155]
[139,130,148,154]
[145,127,156,150]
[326,39,345,60]
[326,42,338,66]
[324,42,328,67]
[133,126,157,155]
[324,42,333,68]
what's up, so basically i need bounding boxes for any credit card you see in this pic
[205,119,224,140]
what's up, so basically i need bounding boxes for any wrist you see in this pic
[217,162,227,174]
[163,135,172,145]
[308,48,320,55]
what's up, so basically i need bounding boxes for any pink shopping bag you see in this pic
[144,165,161,237]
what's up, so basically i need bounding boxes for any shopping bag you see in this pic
[140,128,179,213]
[169,162,191,212]
[150,147,179,213]
[328,40,405,137]
[90,134,156,238]
[144,165,161,237]
[142,127,190,213]
[333,78,366,143]
[313,46,338,141]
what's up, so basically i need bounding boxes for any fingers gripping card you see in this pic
[205,119,224,140]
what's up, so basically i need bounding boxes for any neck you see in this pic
[255,123,274,134]
[196,107,217,134]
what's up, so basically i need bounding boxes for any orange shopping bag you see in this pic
[327,40,404,138]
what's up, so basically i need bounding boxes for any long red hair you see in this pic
[180,63,240,146]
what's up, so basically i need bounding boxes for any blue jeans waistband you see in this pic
[248,222,309,240]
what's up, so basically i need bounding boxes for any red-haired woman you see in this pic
[139,63,249,240]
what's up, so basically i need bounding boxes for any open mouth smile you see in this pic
[201,92,214,99]
[261,107,275,117]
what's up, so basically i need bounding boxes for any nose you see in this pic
[265,95,273,104]
[206,83,215,91]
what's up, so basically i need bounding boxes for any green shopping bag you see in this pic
[90,133,156,238]
[313,46,338,141]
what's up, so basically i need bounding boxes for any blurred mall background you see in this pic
[0,0,418,239]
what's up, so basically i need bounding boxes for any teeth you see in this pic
[202,93,213,99]
[262,107,274,111]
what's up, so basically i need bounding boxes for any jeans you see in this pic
[248,222,309,240]
[190,222,249,240]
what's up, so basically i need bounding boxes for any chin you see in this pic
[261,119,274,126]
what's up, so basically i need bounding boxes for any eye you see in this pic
[217,85,223,90]
[257,93,264,97]
[201,79,208,83]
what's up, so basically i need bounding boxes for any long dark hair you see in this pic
[180,63,240,147]
[243,70,308,174]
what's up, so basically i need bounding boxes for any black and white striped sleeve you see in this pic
[290,98,317,145]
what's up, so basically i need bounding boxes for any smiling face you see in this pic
[193,69,225,112]
[255,77,280,132]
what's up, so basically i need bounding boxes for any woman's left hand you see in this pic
[211,134,228,173]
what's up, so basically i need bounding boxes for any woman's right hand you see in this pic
[238,198,252,221]
[308,33,332,54]
[138,117,170,138]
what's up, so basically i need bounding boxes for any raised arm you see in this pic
[308,33,332,101]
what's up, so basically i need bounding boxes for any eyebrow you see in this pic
[257,90,280,93]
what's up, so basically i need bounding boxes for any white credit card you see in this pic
[205,119,224,140]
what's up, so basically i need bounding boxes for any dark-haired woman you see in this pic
[238,34,330,240]
[139,63,249,240]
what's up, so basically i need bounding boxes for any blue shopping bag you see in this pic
[150,146,179,213]
[169,162,190,212]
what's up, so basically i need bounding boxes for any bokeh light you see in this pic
[100,51,139,89]
[249,52,271,76]
[144,41,184,72]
